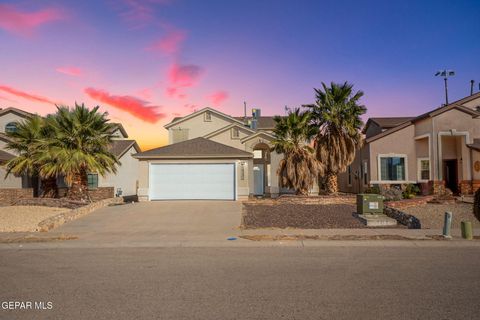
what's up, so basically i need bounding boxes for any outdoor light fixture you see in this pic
[435,69,455,105]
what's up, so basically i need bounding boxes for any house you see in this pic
[0,107,140,201]
[338,92,480,195]
[134,107,300,201]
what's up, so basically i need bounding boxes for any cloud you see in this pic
[0,85,56,104]
[208,91,229,106]
[56,66,83,77]
[0,4,64,36]
[84,87,166,123]
[147,29,186,55]
[168,63,204,87]
[115,0,171,29]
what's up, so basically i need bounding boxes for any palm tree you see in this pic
[306,82,366,194]
[272,108,322,195]
[4,115,58,197]
[40,103,120,201]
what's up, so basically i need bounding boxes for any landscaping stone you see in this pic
[384,206,421,229]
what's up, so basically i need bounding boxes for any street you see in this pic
[1,246,479,319]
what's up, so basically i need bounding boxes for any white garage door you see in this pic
[149,163,236,200]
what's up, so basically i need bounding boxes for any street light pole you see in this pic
[435,69,455,105]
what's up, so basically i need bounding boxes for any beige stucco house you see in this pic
[134,107,295,201]
[0,107,141,198]
[338,92,480,195]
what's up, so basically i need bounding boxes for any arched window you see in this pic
[5,122,18,133]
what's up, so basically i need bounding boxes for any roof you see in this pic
[164,107,245,129]
[467,139,480,152]
[0,132,13,142]
[109,140,140,158]
[0,150,15,162]
[203,123,256,139]
[233,116,277,129]
[0,107,34,119]
[133,137,253,159]
[366,92,480,143]
[110,123,129,138]
[368,117,415,129]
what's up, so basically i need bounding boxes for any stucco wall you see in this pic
[0,112,26,133]
[98,146,139,196]
[168,112,237,143]
[0,167,22,188]
[208,127,251,150]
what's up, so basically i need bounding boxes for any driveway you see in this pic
[53,201,243,246]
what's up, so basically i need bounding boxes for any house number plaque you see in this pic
[475,161,480,172]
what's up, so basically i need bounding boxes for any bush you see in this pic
[474,188,480,222]
[402,184,420,199]
[364,185,380,194]
[381,187,403,202]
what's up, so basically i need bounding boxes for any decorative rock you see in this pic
[384,206,421,229]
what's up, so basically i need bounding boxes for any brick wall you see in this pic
[0,188,34,206]
[88,187,115,201]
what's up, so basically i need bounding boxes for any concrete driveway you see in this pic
[54,201,243,246]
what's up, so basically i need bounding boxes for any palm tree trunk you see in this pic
[325,173,338,194]
[67,169,89,201]
[41,176,58,198]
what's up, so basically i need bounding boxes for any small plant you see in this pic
[402,183,420,199]
[364,185,380,194]
[381,187,403,202]
[474,188,480,222]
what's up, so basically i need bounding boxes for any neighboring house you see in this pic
[338,92,480,195]
[0,107,140,198]
[134,107,298,201]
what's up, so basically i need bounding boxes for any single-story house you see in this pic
[338,92,480,195]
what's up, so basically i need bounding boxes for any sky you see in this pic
[1,0,480,150]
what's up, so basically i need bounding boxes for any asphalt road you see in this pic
[1,247,479,320]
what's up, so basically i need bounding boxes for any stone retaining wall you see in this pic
[384,206,421,229]
[88,187,115,201]
[37,197,123,232]
[0,188,34,206]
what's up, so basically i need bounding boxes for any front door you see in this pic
[253,164,264,195]
[443,160,458,194]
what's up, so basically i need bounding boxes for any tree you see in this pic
[40,103,120,201]
[4,115,58,197]
[306,82,366,194]
[272,108,322,195]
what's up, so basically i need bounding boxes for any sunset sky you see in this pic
[1,0,479,150]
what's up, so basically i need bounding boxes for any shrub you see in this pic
[402,183,420,199]
[381,187,403,202]
[364,185,380,194]
[474,188,480,222]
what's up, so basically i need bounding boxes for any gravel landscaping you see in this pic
[242,200,366,229]
[402,202,480,229]
[0,206,69,232]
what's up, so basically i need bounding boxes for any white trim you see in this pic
[203,123,255,139]
[240,131,275,143]
[437,130,471,180]
[164,107,245,128]
[377,153,408,183]
[417,157,431,182]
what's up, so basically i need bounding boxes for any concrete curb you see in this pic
[37,198,123,232]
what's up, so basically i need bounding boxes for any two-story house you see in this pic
[134,107,294,201]
[0,107,141,200]
[338,92,480,195]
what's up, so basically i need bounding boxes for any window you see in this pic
[5,122,17,133]
[231,127,240,139]
[418,158,430,181]
[253,150,263,159]
[363,161,368,185]
[204,111,212,121]
[347,166,352,186]
[379,156,406,181]
[87,173,98,189]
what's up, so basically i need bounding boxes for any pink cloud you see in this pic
[165,63,204,99]
[84,87,166,123]
[208,91,229,106]
[0,85,56,104]
[147,29,186,55]
[116,0,171,29]
[183,104,198,112]
[0,4,64,36]
[56,66,83,77]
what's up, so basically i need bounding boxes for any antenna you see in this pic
[243,101,247,119]
[435,69,455,105]
[471,80,475,96]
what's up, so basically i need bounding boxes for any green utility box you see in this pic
[356,194,384,215]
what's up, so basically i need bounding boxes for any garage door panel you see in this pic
[149,164,235,200]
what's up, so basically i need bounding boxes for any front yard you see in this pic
[402,202,479,229]
[0,206,69,232]
[242,195,367,229]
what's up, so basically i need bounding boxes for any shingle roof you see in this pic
[467,139,480,151]
[109,140,139,158]
[0,150,15,162]
[369,117,415,129]
[133,137,253,159]
[233,116,277,129]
